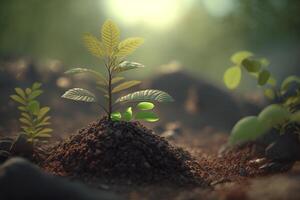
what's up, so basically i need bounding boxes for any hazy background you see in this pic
[0,0,299,91]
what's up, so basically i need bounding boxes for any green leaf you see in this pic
[10,95,26,105]
[65,68,107,84]
[15,88,26,100]
[223,66,242,89]
[28,90,43,100]
[36,116,51,128]
[19,117,32,126]
[21,112,31,121]
[32,82,42,90]
[18,106,27,111]
[111,77,125,84]
[242,58,261,72]
[281,76,300,92]
[111,112,121,121]
[112,80,141,93]
[62,88,97,102]
[116,37,144,57]
[36,133,51,138]
[37,107,50,120]
[25,88,32,95]
[258,70,271,86]
[83,33,105,58]
[115,89,174,104]
[137,102,155,110]
[101,19,120,55]
[114,61,144,73]
[135,111,159,122]
[27,101,40,115]
[229,116,269,145]
[36,128,53,135]
[123,107,133,121]
[230,51,253,64]
[264,89,275,100]
[258,104,291,127]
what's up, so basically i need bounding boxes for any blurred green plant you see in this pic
[62,20,174,122]
[10,82,52,143]
[224,51,300,145]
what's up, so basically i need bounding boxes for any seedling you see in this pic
[62,20,174,122]
[10,82,53,143]
[223,51,300,145]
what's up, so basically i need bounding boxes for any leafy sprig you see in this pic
[62,20,174,122]
[10,82,52,142]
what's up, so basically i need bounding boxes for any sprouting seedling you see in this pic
[223,51,300,111]
[223,52,300,145]
[62,20,174,122]
[10,82,53,143]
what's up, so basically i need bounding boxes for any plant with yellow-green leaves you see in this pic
[10,82,52,143]
[62,20,174,122]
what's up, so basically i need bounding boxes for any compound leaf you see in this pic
[114,61,144,73]
[116,37,144,57]
[111,77,125,84]
[37,107,50,120]
[112,80,141,93]
[65,68,107,84]
[83,33,105,58]
[15,88,26,100]
[32,82,42,90]
[115,89,174,104]
[62,88,96,102]
[101,19,120,55]
[10,95,26,105]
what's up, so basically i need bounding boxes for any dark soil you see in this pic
[43,118,209,186]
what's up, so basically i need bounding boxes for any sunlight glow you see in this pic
[202,0,236,17]
[103,0,193,29]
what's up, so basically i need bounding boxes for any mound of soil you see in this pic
[43,118,208,186]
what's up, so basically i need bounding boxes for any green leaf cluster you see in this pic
[111,101,159,122]
[224,51,274,90]
[62,20,174,122]
[229,104,300,145]
[10,83,52,142]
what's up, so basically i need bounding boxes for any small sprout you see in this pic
[62,20,174,123]
[10,83,52,144]
[123,107,133,122]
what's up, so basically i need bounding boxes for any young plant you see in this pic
[62,20,174,122]
[10,82,53,143]
[223,51,300,145]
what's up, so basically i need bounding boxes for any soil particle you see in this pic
[43,118,208,186]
